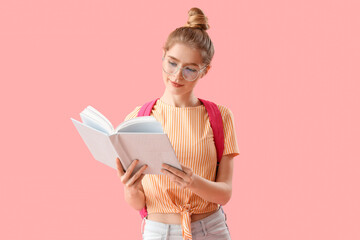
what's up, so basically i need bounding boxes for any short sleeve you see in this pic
[123,106,142,121]
[217,105,240,158]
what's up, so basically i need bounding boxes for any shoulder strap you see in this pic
[198,98,224,163]
[137,98,160,117]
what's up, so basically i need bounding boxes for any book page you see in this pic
[115,116,164,133]
[80,106,114,134]
[71,118,122,170]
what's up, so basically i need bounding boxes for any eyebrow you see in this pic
[167,55,200,67]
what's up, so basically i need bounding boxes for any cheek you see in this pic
[162,72,169,82]
[186,82,197,89]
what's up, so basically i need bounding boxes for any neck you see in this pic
[160,90,201,108]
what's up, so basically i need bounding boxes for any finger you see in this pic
[180,164,194,175]
[126,165,148,187]
[162,168,185,183]
[179,164,194,182]
[137,172,146,183]
[126,167,146,188]
[121,159,139,184]
[180,164,190,172]
[163,167,192,185]
[116,157,125,176]
[129,172,146,189]
[162,164,188,179]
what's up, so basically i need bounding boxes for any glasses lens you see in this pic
[182,67,199,81]
[162,57,177,75]
[162,57,200,81]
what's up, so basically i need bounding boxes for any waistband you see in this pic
[141,206,226,236]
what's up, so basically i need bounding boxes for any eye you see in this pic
[169,61,177,67]
[185,67,197,72]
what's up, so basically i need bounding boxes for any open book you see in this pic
[70,105,182,175]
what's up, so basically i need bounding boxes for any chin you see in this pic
[168,86,183,95]
[163,76,190,95]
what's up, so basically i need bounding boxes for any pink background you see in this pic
[1,0,359,239]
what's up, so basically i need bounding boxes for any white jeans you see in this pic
[141,206,231,240]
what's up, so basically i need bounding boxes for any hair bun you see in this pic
[185,7,210,31]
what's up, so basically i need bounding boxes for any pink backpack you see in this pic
[137,97,224,218]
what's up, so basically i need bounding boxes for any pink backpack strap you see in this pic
[139,207,148,219]
[198,98,224,163]
[137,98,160,117]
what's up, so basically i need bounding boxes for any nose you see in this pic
[172,67,184,82]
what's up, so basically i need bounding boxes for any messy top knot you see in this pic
[162,7,214,67]
[185,7,210,31]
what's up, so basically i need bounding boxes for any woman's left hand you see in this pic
[161,163,196,189]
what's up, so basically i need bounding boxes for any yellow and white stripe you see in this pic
[124,98,239,239]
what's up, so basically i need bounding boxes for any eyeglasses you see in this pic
[162,56,207,82]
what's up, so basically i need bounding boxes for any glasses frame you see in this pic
[162,56,208,82]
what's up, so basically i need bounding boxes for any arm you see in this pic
[116,158,147,211]
[191,154,235,205]
[161,154,236,206]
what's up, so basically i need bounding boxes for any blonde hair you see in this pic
[162,7,215,67]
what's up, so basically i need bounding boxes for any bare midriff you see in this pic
[146,207,219,224]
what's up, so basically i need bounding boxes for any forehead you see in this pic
[166,43,203,66]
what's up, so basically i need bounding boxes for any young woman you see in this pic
[116,7,239,240]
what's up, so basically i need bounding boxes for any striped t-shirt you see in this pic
[124,98,240,239]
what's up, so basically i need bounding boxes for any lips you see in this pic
[170,80,183,87]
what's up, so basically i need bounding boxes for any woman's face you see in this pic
[162,43,210,97]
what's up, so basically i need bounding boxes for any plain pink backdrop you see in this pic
[1,0,359,239]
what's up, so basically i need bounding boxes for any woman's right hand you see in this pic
[116,157,147,195]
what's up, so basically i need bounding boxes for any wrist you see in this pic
[188,173,199,191]
[124,187,143,198]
